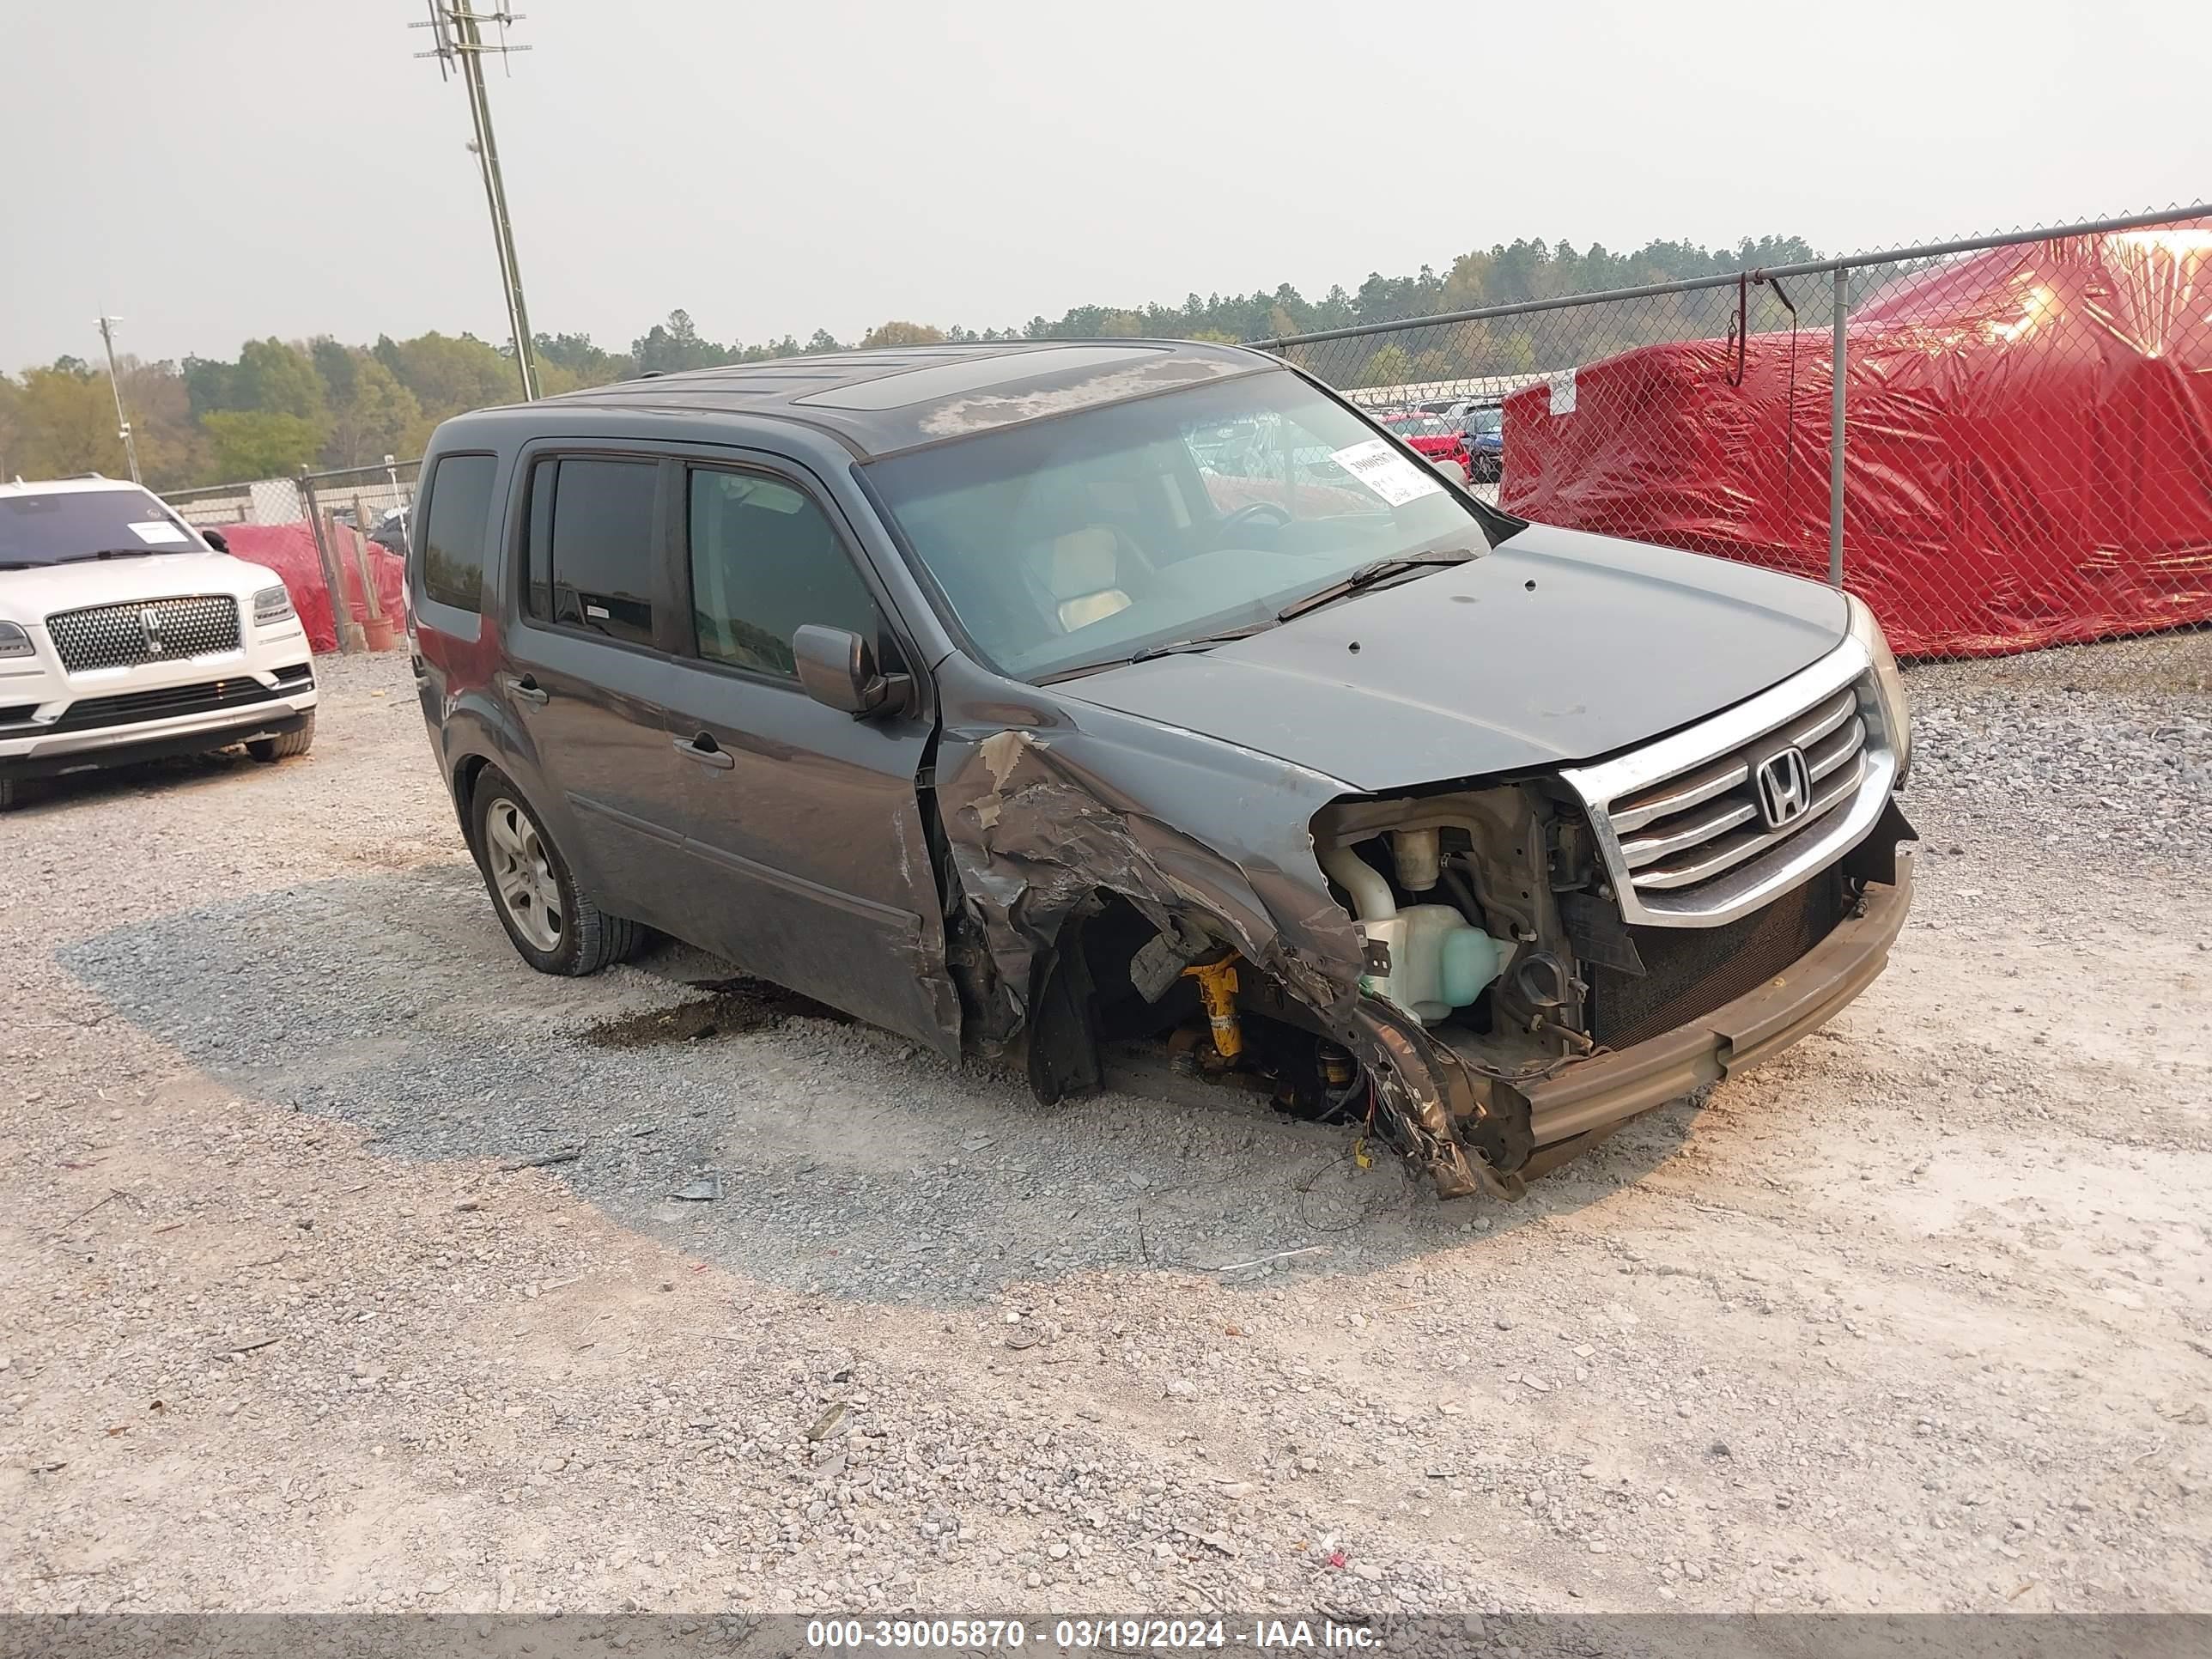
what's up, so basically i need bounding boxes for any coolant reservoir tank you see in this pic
[1359,903,1511,1024]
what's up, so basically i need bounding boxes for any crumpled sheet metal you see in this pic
[942,727,1362,1030]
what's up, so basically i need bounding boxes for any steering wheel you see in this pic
[1219,501,1292,534]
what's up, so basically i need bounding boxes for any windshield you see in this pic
[0,488,198,568]
[1385,414,1455,438]
[1465,408,1504,438]
[866,370,1494,679]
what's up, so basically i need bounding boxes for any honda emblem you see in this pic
[1753,745,1813,830]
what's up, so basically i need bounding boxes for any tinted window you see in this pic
[525,458,658,647]
[418,453,497,611]
[687,471,876,678]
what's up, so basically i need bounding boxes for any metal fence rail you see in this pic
[1258,203,2212,671]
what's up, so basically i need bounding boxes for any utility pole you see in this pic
[413,1,539,401]
[95,315,144,484]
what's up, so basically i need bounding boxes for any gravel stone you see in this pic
[0,641,2206,1614]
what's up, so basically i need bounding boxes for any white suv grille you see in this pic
[47,595,241,672]
[1559,640,1898,927]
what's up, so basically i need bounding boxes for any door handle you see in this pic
[673,733,736,770]
[507,673,549,706]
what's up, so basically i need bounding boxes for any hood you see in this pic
[2,550,276,623]
[1055,522,1849,793]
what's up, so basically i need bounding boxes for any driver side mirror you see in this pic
[202,528,230,553]
[793,624,913,720]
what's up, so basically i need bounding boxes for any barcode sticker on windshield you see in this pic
[127,520,190,544]
[1328,438,1444,507]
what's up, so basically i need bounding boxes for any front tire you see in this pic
[469,767,642,976]
[247,712,316,763]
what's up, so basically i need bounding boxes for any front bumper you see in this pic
[1369,854,1913,1196]
[1511,853,1913,1149]
[0,677,318,779]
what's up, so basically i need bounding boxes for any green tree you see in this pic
[374,331,520,421]
[856,320,947,348]
[534,331,629,386]
[323,357,423,468]
[631,309,730,374]
[9,362,127,477]
[1352,343,1414,389]
[202,410,323,479]
[234,337,328,424]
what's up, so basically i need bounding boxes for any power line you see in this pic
[95,315,144,484]
[412,1,539,402]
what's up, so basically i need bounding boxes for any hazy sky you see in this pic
[5,0,2206,371]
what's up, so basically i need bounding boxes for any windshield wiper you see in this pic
[1275,548,1477,623]
[1036,621,1274,683]
[1127,623,1276,664]
[33,548,182,567]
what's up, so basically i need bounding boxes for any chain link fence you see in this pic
[163,459,417,654]
[1262,204,2212,693]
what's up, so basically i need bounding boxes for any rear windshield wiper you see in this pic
[1275,548,1477,623]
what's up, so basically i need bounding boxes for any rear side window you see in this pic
[686,470,877,678]
[524,458,658,647]
[418,453,497,612]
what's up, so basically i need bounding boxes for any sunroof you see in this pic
[793,345,1166,411]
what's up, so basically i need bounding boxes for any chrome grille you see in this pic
[1559,641,1898,928]
[1612,688,1867,890]
[46,595,241,672]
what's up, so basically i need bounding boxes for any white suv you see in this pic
[0,476,319,808]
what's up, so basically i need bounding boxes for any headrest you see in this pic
[1041,526,1121,601]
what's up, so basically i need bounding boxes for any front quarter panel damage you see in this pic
[929,678,1503,1199]
[939,717,1359,1031]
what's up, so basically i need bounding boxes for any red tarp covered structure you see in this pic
[1499,226,2212,655]
[214,522,405,654]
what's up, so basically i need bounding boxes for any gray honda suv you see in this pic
[408,340,1914,1197]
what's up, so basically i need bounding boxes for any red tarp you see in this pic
[1500,226,2212,655]
[214,521,405,654]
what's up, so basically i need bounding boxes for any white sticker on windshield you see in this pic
[1549,370,1577,415]
[127,520,190,544]
[1328,438,1444,507]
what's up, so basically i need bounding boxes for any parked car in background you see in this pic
[368,506,410,556]
[0,477,317,808]
[1458,403,1504,481]
[410,340,1913,1200]
[1378,410,1472,480]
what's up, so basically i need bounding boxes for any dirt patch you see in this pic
[580,975,848,1048]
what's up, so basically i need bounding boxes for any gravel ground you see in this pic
[3,640,2209,1617]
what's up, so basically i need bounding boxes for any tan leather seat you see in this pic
[1036,526,1133,631]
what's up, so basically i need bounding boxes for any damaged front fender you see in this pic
[927,661,1519,1194]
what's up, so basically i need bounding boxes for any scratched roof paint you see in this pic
[531,339,1270,459]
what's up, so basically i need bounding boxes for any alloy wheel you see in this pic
[485,799,564,952]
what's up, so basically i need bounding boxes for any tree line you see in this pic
[0,233,1814,491]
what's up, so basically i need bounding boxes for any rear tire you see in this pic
[468,766,642,976]
[247,712,316,763]
[0,776,20,811]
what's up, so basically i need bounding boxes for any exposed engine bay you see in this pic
[1054,782,1623,1198]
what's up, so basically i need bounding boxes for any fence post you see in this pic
[1828,264,1848,589]
[298,467,362,654]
